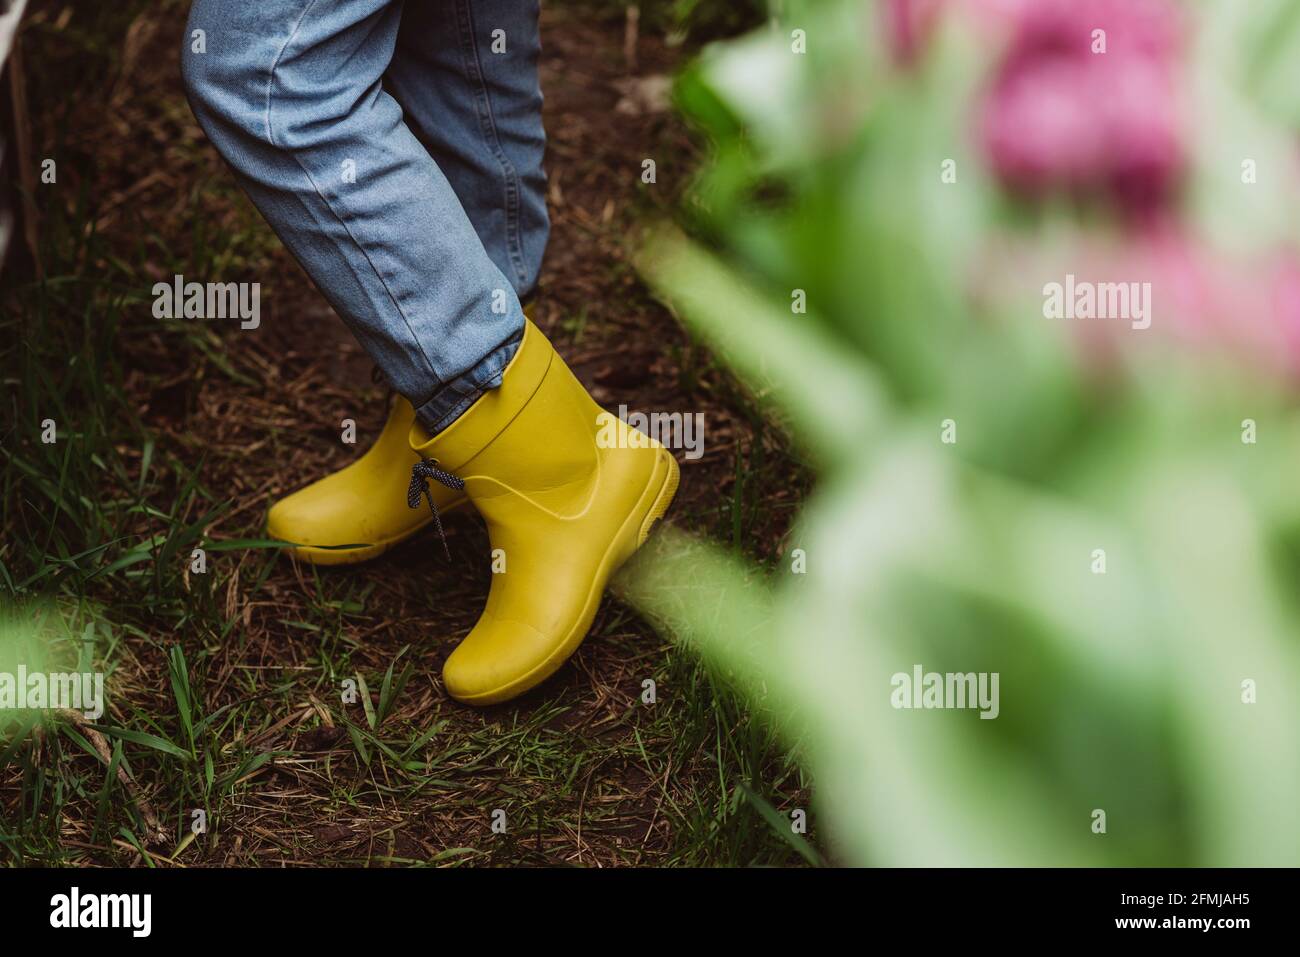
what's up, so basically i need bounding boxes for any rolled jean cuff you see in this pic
[414,330,524,435]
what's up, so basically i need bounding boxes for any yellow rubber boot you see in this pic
[408,320,679,705]
[267,305,540,564]
[267,394,466,564]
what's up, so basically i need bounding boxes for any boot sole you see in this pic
[277,497,470,566]
[451,446,680,705]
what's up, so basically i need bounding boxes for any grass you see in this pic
[0,0,818,867]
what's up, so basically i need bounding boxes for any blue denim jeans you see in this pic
[181,0,549,433]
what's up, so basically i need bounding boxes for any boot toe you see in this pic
[266,484,363,547]
[265,492,314,544]
[442,617,563,704]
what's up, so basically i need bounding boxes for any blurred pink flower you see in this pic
[882,0,1028,64]
[883,0,946,65]
[1069,229,1300,380]
[974,222,1300,385]
[977,0,1187,215]
[1267,257,1300,369]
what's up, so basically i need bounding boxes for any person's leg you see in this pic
[183,0,680,703]
[385,0,549,301]
[180,0,524,434]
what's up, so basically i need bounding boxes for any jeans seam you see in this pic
[263,0,319,146]
[264,2,444,398]
[453,0,528,292]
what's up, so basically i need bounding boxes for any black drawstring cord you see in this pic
[408,459,466,560]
